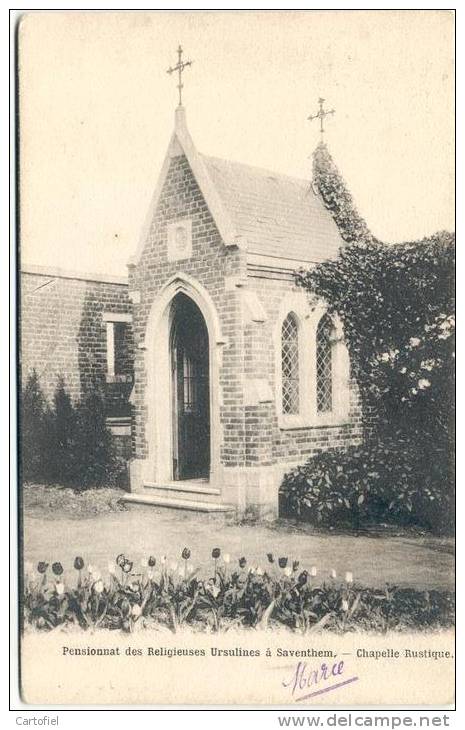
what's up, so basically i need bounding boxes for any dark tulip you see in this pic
[292,560,300,572]
[52,562,63,576]
[74,556,84,571]
[267,553,274,563]
[148,556,156,567]
[37,561,48,574]
[278,557,288,569]
[182,548,191,560]
[122,560,133,573]
[212,548,221,560]
[116,554,126,568]
[238,557,247,569]
[297,570,309,586]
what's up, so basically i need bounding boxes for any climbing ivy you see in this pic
[284,145,455,531]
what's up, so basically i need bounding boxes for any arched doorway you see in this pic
[169,293,210,480]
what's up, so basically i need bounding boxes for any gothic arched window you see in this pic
[316,314,336,413]
[281,313,300,415]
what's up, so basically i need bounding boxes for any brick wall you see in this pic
[129,154,246,467]
[20,268,134,420]
[244,271,364,468]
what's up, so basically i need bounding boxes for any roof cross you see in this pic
[308,98,335,140]
[167,45,193,107]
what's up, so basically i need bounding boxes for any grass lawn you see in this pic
[22,486,454,591]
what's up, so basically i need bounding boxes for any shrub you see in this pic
[20,373,127,490]
[22,550,454,634]
[20,370,53,483]
[280,441,454,534]
[292,144,455,531]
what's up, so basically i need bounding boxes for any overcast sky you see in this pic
[19,10,454,277]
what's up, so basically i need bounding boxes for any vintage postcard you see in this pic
[16,10,455,706]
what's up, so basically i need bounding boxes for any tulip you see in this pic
[182,548,191,560]
[122,560,133,574]
[116,554,126,568]
[256,567,264,576]
[345,571,353,584]
[148,556,156,567]
[212,548,221,559]
[52,562,63,576]
[330,569,337,579]
[55,582,65,595]
[93,580,104,594]
[223,553,231,564]
[278,557,288,569]
[238,557,247,569]
[310,566,317,577]
[37,561,48,574]
[267,553,274,564]
[73,556,84,571]
[292,560,300,572]
[297,570,308,587]
[284,566,292,577]
[341,599,349,612]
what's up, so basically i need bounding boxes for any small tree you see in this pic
[20,370,52,483]
[50,377,78,484]
[74,386,117,489]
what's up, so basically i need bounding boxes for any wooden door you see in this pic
[170,294,210,480]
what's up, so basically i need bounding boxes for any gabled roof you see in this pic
[203,155,344,263]
[129,107,344,267]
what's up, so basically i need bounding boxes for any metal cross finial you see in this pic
[308,98,335,140]
[167,44,193,107]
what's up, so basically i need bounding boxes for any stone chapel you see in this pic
[21,102,364,517]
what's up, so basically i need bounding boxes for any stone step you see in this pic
[144,480,221,497]
[121,492,236,513]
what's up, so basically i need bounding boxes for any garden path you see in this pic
[23,502,454,590]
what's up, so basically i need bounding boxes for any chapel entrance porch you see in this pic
[170,293,210,481]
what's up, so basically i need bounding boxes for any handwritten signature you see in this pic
[282,660,358,702]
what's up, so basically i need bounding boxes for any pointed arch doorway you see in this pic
[170,293,210,480]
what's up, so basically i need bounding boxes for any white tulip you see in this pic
[330,569,337,579]
[284,567,292,577]
[310,566,317,577]
[93,579,104,594]
[341,599,349,612]
[345,571,353,584]
[223,553,231,564]
[55,582,65,595]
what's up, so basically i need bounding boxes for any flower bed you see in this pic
[23,550,454,634]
